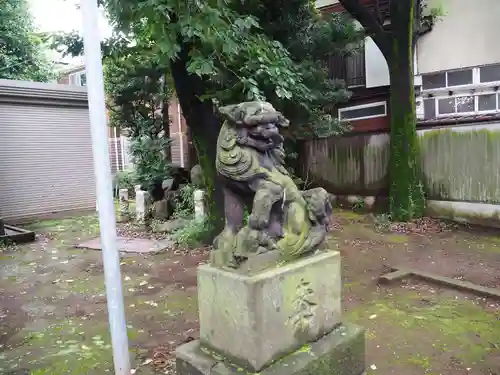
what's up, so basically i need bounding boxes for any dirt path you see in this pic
[333,211,500,375]
[0,210,499,375]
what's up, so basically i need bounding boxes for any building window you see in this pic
[423,98,436,119]
[421,64,500,118]
[69,71,87,86]
[424,93,500,118]
[422,68,473,90]
[339,101,387,121]
[478,94,497,111]
[423,64,500,92]
[480,64,500,83]
[422,72,446,90]
[447,70,473,87]
[438,96,475,115]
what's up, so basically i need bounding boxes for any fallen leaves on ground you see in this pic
[390,217,456,235]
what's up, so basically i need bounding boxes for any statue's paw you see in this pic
[248,214,269,230]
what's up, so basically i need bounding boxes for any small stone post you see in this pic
[118,189,130,222]
[193,189,206,220]
[136,190,151,227]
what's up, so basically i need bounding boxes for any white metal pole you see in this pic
[80,1,131,374]
[177,102,185,168]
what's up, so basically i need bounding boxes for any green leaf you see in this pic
[0,0,54,81]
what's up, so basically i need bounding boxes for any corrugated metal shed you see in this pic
[0,79,96,222]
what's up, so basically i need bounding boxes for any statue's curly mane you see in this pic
[216,120,285,182]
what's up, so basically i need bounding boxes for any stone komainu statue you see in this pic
[212,101,332,269]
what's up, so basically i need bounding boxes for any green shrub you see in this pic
[171,217,210,247]
[374,213,392,233]
[114,169,137,192]
[129,136,171,191]
[173,184,195,218]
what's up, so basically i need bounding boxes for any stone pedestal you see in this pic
[176,251,365,375]
[177,323,365,375]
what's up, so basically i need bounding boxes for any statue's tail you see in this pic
[278,201,310,257]
[278,188,332,257]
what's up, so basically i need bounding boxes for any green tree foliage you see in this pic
[338,0,442,221]
[233,0,362,138]
[50,33,173,193]
[233,0,362,176]
[52,0,362,239]
[104,46,172,191]
[0,0,54,81]
[104,0,363,237]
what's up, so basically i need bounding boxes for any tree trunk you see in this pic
[170,46,225,242]
[387,0,425,221]
[0,217,4,236]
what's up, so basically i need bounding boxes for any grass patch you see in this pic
[1,319,114,375]
[171,217,210,248]
[383,234,409,244]
[26,215,100,237]
[334,209,366,222]
[347,292,500,369]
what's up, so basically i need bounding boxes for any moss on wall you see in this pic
[306,127,500,204]
[322,138,362,191]
[419,128,500,203]
[363,135,390,191]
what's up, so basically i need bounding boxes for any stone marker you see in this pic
[175,101,365,375]
[193,189,206,220]
[162,178,174,191]
[153,199,170,220]
[190,164,204,187]
[118,188,130,222]
[152,217,189,233]
[136,190,151,226]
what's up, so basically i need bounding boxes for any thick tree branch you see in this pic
[338,0,391,58]
[338,0,384,35]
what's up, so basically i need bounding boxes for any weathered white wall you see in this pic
[365,37,390,88]
[427,200,500,228]
[315,0,338,8]
[304,121,500,203]
[417,0,500,74]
